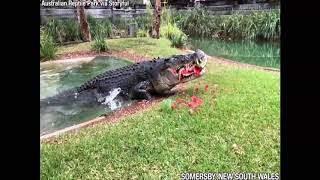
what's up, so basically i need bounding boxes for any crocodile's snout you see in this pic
[195,49,206,59]
[194,49,208,68]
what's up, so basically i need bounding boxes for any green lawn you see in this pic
[42,38,280,179]
[57,37,182,58]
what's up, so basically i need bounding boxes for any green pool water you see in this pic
[188,37,280,68]
[40,56,133,136]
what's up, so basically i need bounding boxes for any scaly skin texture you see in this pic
[40,50,207,107]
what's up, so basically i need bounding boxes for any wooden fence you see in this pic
[40,3,280,24]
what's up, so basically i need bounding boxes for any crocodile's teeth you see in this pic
[178,68,183,81]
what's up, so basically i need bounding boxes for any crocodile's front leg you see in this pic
[131,80,153,100]
[92,88,105,103]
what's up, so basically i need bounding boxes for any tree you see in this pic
[77,1,91,42]
[151,0,162,39]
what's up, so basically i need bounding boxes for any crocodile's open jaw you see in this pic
[176,56,207,82]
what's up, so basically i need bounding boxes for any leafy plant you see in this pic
[161,99,173,113]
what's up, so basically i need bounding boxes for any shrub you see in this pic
[40,28,57,61]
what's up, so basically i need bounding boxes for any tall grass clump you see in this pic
[134,16,152,32]
[175,8,214,37]
[162,6,174,25]
[88,16,112,39]
[175,8,280,41]
[40,28,57,61]
[160,7,187,48]
[63,19,81,41]
[136,29,149,37]
[161,22,187,48]
[171,32,187,48]
[93,36,109,53]
[43,18,81,44]
[111,16,130,30]
[134,4,153,32]
[92,28,109,53]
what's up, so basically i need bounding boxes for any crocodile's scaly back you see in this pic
[76,63,144,93]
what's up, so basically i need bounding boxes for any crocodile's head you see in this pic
[178,49,207,83]
[164,49,208,84]
[152,50,208,94]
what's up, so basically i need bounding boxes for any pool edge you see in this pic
[40,116,106,141]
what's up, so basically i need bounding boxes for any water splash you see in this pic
[100,88,122,110]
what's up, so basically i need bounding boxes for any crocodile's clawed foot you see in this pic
[94,90,106,103]
[99,113,108,117]
[97,97,105,103]
[142,99,150,104]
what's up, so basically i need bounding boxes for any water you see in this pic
[188,37,280,68]
[40,56,133,136]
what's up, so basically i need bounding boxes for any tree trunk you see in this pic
[151,0,161,39]
[77,3,91,42]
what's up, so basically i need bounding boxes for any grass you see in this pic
[41,38,280,178]
[57,37,183,58]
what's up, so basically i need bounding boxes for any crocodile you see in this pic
[40,49,208,107]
